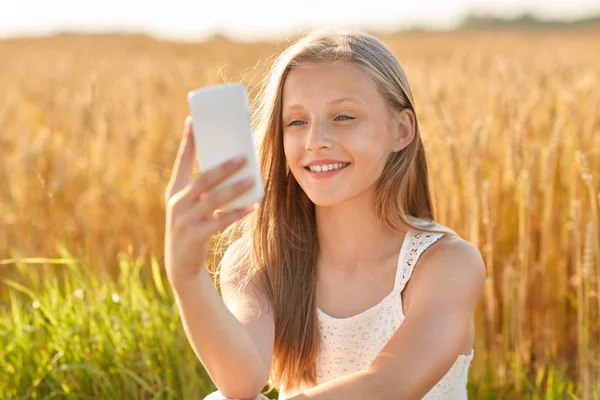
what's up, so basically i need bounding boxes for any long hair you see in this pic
[211,28,455,395]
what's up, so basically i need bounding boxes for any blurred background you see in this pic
[1,1,599,399]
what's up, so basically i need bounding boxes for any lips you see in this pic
[304,163,350,179]
[303,159,352,168]
[304,163,350,172]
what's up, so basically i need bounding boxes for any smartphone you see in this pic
[187,83,264,212]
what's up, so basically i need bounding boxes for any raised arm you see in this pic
[164,117,274,400]
[220,240,276,394]
[171,242,274,400]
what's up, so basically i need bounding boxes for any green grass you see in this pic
[0,247,218,399]
[0,247,596,399]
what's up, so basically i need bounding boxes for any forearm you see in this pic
[287,368,394,400]
[171,268,268,399]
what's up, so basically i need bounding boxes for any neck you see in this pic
[314,190,410,271]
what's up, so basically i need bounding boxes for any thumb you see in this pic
[166,116,196,199]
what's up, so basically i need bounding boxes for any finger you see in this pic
[212,200,259,218]
[184,177,256,220]
[166,116,195,198]
[187,206,253,241]
[207,205,255,232]
[179,154,248,204]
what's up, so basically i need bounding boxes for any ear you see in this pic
[391,108,416,152]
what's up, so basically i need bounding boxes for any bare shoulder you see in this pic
[408,232,486,310]
[219,238,247,291]
[423,233,485,273]
[219,239,272,319]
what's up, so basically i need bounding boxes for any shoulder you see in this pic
[423,232,484,274]
[407,230,486,311]
[219,238,247,290]
[219,238,256,302]
[219,238,271,316]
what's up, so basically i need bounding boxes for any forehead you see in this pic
[282,62,382,106]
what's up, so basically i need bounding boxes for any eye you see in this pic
[288,120,307,126]
[334,115,355,121]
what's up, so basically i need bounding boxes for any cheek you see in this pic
[282,134,292,160]
[352,144,391,179]
[351,122,394,166]
[283,133,303,160]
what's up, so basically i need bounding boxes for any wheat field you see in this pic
[1,29,599,398]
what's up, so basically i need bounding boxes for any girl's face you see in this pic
[282,61,409,207]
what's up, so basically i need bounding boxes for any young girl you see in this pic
[164,29,486,400]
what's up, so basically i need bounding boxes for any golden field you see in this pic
[0,29,599,398]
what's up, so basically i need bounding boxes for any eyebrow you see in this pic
[283,96,365,111]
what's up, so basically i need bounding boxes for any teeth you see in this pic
[308,162,348,172]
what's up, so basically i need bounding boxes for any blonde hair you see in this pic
[212,28,455,395]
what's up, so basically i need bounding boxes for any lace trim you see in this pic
[396,229,445,294]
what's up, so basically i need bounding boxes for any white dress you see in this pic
[278,225,474,399]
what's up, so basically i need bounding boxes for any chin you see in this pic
[300,182,373,209]
[302,192,349,207]
[309,198,342,208]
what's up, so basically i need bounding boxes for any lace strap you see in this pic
[395,228,446,293]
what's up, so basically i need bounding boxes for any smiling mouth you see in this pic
[304,162,351,173]
[303,164,351,177]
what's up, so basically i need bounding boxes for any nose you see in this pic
[304,120,333,152]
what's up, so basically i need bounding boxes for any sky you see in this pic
[1,0,599,42]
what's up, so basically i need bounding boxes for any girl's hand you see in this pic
[164,116,256,283]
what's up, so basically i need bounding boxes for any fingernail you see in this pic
[234,154,246,164]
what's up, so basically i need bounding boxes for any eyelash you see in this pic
[287,115,355,126]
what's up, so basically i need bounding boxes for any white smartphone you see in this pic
[187,83,264,212]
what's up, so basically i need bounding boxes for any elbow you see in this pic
[219,387,261,400]
[218,382,265,400]
[216,364,270,400]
